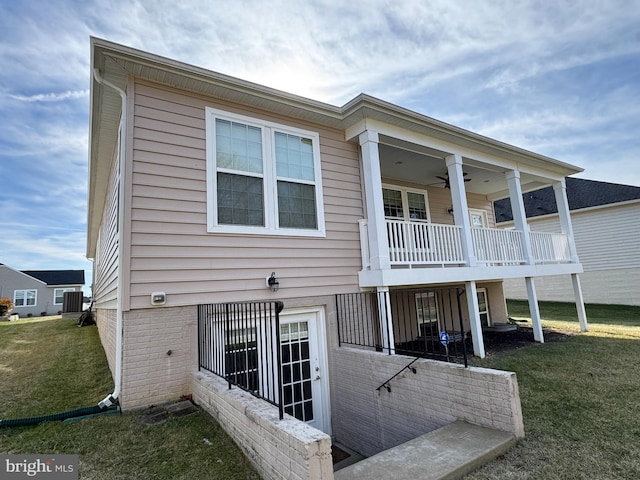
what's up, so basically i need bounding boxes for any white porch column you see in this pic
[359,131,391,271]
[525,277,544,342]
[553,180,579,263]
[446,154,477,266]
[571,274,589,332]
[377,287,395,354]
[465,281,485,358]
[506,170,535,265]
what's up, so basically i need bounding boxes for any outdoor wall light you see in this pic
[447,206,455,216]
[267,272,279,292]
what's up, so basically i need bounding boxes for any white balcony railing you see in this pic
[530,231,572,263]
[387,220,464,265]
[359,219,572,269]
[470,227,525,265]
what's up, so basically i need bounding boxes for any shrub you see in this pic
[0,297,14,316]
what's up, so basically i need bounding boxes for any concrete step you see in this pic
[334,420,516,480]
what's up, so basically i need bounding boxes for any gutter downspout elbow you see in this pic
[93,67,126,410]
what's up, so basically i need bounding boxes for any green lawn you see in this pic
[0,316,259,480]
[465,301,640,480]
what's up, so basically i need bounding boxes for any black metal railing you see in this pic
[336,288,468,366]
[198,301,285,419]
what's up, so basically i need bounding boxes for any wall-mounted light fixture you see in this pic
[447,206,455,216]
[267,272,279,292]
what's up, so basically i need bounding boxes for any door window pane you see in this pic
[407,192,427,220]
[280,322,314,422]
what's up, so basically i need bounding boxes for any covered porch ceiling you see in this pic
[377,136,558,200]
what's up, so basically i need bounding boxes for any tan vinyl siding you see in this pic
[93,152,120,309]
[128,81,363,309]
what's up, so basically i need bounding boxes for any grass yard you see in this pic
[465,300,640,480]
[0,316,259,480]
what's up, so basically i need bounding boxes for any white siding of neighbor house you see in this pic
[127,81,363,310]
[502,201,640,305]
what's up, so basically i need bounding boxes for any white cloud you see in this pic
[8,90,89,102]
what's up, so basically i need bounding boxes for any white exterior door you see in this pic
[280,308,330,434]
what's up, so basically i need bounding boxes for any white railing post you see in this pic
[506,170,535,265]
[553,180,579,263]
[446,154,476,266]
[359,131,390,271]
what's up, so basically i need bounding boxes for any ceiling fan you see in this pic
[430,172,471,189]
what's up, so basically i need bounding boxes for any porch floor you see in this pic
[333,420,516,480]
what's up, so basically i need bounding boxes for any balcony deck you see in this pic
[359,219,580,286]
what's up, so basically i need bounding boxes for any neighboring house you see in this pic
[0,263,85,317]
[88,38,588,479]
[494,177,640,306]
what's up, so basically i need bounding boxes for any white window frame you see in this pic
[477,287,491,327]
[14,289,37,307]
[205,107,326,237]
[469,208,489,229]
[54,288,75,306]
[382,184,431,222]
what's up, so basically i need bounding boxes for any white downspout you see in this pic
[93,68,126,409]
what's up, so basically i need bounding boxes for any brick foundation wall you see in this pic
[120,306,197,409]
[330,347,524,457]
[95,308,117,381]
[193,371,334,480]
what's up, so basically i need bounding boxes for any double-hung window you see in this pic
[14,289,37,307]
[382,185,430,222]
[206,108,325,236]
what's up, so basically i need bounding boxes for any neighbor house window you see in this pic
[206,108,325,236]
[54,288,75,305]
[14,289,37,307]
[383,185,429,221]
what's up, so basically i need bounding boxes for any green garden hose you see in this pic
[0,404,119,428]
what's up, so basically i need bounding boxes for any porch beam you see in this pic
[525,277,544,342]
[553,180,579,263]
[571,273,589,332]
[465,281,485,358]
[505,170,535,265]
[446,154,477,266]
[359,130,391,271]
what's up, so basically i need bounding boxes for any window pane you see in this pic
[383,188,403,218]
[15,291,25,306]
[216,119,263,174]
[275,132,315,181]
[416,292,438,323]
[407,192,427,220]
[277,181,317,229]
[26,291,36,306]
[217,172,264,226]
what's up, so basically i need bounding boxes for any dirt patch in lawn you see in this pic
[481,325,573,356]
